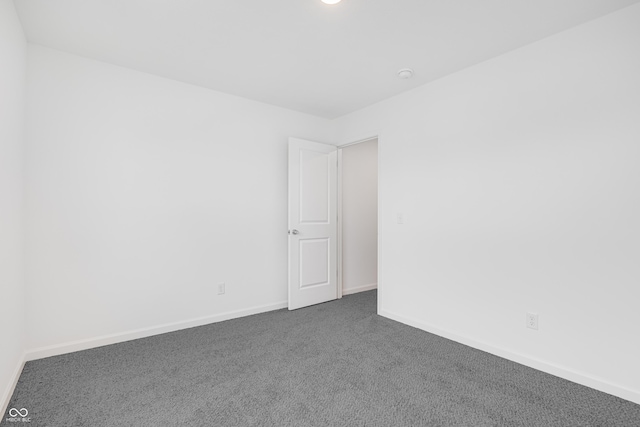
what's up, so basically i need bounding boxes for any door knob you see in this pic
[290,229,300,235]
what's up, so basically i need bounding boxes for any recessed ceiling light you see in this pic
[322,0,342,4]
[397,68,414,79]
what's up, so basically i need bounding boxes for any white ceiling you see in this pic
[14,0,640,118]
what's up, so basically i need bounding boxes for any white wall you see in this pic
[335,4,640,403]
[0,0,27,413]
[341,139,377,295]
[24,45,334,354]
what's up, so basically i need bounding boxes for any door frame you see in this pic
[336,135,380,309]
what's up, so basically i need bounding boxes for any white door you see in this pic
[288,137,338,310]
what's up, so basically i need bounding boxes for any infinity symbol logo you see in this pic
[8,408,28,417]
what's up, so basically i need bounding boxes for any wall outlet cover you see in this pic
[526,312,539,330]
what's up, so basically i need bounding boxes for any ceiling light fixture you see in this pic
[397,68,414,79]
[321,0,342,4]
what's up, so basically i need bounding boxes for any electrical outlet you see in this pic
[526,312,538,330]
[217,282,225,295]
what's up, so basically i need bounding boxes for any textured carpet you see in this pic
[4,290,640,426]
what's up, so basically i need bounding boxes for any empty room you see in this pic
[1,0,639,425]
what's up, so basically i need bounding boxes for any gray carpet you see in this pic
[4,290,639,426]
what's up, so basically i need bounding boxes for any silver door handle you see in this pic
[290,229,300,235]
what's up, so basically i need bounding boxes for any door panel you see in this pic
[299,238,330,288]
[288,138,337,310]
[299,150,330,223]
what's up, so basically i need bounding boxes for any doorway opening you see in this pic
[338,138,378,301]
[287,136,378,311]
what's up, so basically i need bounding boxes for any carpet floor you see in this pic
[4,290,640,426]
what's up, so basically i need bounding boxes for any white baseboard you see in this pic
[342,282,377,296]
[1,354,26,420]
[26,301,288,361]
[380,309,640,405]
